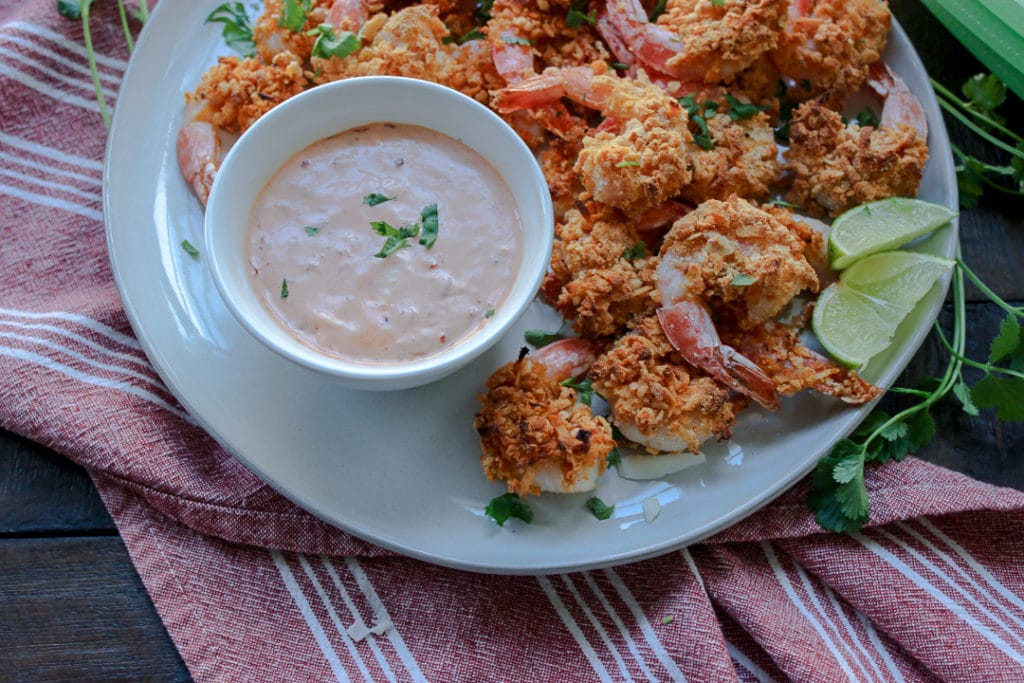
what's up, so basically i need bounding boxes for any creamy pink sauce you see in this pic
[247,123,522,364]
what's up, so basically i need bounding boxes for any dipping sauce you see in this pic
[246,123,523,364]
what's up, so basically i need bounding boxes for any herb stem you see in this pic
[81,1,112,128]
[930,78,1024,145]
[116,0,135,52]
[934,93,1024,160]
[135,0,150,23]
[958,260,1024,318]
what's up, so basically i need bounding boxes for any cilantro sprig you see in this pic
[206,2,256,57]
[930,74,1024,208]
[809,254,1024,532]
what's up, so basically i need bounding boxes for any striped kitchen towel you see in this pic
[2,0,1024,681]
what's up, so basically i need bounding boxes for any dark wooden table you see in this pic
[2,2,1021,679]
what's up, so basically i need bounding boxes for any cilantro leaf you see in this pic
[606,447,621,467]
[280,278,289,298]
[363,193,394,206]
[279,0,311,33]
[953,380,981,417]
[524,328,565,347]
[691,114,713,150]
[419,203,439,248]
[180,239,200,258]
[560,376,593,406]
[586,496,615,520]
[622,241,647,260]
[723,93,769,121]
[854,107,880,128]
[484,493,533,526]
[309,24,361,59]
[58,0,82,20]
[304,225,321,236]
[962,73,1006,115]
[971,375,1024,421]
[956,160,985,209]
[205,2,256,58]
[988,314,1021,364]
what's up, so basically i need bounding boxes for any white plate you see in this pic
[104,1,957,574]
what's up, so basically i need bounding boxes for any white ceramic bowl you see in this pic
[205,76,553,390]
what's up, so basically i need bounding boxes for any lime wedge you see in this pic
[812,251,955,370]
[828,198,957,270]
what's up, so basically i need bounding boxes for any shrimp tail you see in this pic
[532,338,601,381]
[657,300,780,410]
[176,121,221,207]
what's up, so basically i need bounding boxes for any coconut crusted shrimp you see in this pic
[722,319,881,404]
[311,4,502,103]
[177,51,307,204]
[546,199,660,338]
[602,0,788,84]
[654,196,820,409]
[496,64,693,215]
[589,315,740,454]
[785,63,929,216]
[771,0,890,103]
[475,341,615,495]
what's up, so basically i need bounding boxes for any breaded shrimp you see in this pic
[784,98,929,216]
[184,50,307,133]
[253,0,336,63]
[495,64,694,215]
[723,319,882,404]
[312,5,503,103]
[678,102,780,204]
[590,315,739,454]
[654,196,820,408]
[475,343,615,495]
[547,200,658,338]
[602,0,788,84]
[771,0,890,103]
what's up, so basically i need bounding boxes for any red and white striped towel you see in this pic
[2,1,1024,680]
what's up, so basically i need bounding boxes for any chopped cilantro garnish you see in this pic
[615,160,641,168]
[606,447,621,467]
[278,0,311,33]
[180,239,199,258]
[723,93,769,121]
[474,0,495,25]
[662,615,675,625]
[565,0,596,29]
[730,273,757,287]
[303,225,321,236]
[691,114,713,150]
[485,309,495,318]
[524,328,565,347]
[768,198,798,209]
[609,61,630,71]
[419,203,439,248]
[309,24,361,59]
[710,0,724,6]
[205,2,256,57]
[484,493,533,526]
[456,29,486,44]
[622,241,647,260]
[648,0,667,21]
[855,107,880,128]
[363,193,394,206]
[677,95,700,116]
[560,376,593,406]
[371,220,419,258]
[500,35,533,46]
[586,496,615,520]
[280,278,289,298]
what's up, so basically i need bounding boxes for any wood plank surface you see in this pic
[0,1,1021,681]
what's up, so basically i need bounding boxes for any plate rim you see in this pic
[104,3,959,574]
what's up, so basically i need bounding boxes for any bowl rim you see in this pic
[203,76,554,387]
